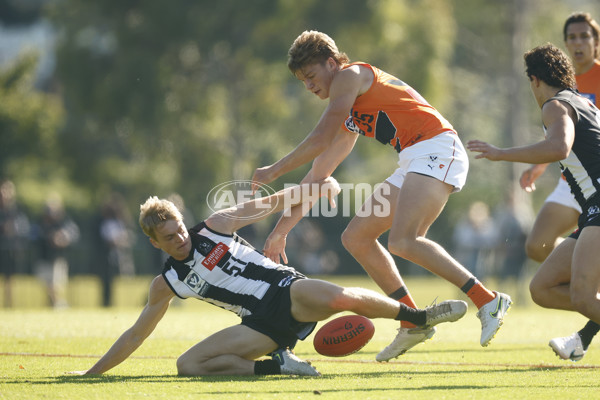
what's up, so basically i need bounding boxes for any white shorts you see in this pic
[386,131,469,193]
[545,177,582,213]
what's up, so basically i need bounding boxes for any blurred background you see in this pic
[1,0,599,307]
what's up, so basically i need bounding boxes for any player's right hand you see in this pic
[319,177,341,208]
[251,165,275,194]
[263,232,288,264]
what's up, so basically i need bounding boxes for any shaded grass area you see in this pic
[1,276,599,399]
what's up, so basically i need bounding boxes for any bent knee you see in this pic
[525,238,551,263]
[340,228,354,251]
[528,281,545,306]
[387,237,414,259]
[177,355,204,376]
[341,227,371,255]
[325,287,363,312]
[176,356,192,376]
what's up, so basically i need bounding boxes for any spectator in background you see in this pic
[97,192,136,307]
[34,193,79,308]
[452,201,498,281]
[0,180,30,307]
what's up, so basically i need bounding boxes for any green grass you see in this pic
[1,276,599,399]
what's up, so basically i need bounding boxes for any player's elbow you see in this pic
[307,134,331,155]
[549,142,570,161]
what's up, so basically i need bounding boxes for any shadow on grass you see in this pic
[4,374,598,396]
[2,363,596,387]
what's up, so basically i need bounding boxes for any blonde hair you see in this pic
[287,30,350,73]
[139,196,183,240]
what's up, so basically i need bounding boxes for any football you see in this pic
[313,315,375,357]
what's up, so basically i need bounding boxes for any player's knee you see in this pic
[176,356,188,375]
[341,227,366,255]
[326,287,355,312]
[528,281,543,306]
[528,277,548,307]
[387,236,413,259]
[525,237,550,262]
[177,354,201,376]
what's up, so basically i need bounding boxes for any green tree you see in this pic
[0,52,68,211]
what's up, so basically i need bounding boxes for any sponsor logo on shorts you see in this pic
[585,205,600,224]
[278,276,294,287]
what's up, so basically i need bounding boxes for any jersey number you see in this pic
[221,259,243,277]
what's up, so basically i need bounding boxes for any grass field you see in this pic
[1,276,599,399]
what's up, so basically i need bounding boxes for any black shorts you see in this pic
[241,277,316,349]
[569,194,600,239]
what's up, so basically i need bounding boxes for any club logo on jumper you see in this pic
[202,242,229,271]
[206,180,278,220]
[197,241,213,256]
[278,276,294,287]
[344,115,362,135]
[185,272,202,290]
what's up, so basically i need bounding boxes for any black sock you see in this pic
[388,286,409,301]
[254,359,281,375]
[460,277,477,294]
[578,320,600,350]
[395,303,426,326]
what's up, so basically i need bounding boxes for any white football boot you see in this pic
[549,333,586,361]
[477,291,512,346]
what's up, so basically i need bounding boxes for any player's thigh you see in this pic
[528,201,579,244]
[344,181,397,240]
[531,237,575,288]
[571,226,600,295]
[180,325,277,362]
[390,172,453,239]
[289,278,345,322]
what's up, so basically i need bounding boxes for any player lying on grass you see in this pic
[72,177,467,377]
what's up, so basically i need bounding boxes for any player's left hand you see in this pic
[466,140,504,161]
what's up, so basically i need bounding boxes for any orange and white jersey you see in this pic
[342,62,456,152]
[576,60,600,106]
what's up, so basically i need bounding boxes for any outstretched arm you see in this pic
[206,177,342,235]
[251,67,363,189]
[263,131,358,263]
[73,276,174,375]
[467,100,574,164]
